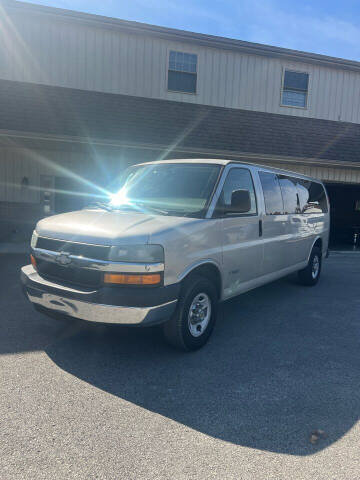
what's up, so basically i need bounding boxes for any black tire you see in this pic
[298,246,322,286]
[163,275,218,351]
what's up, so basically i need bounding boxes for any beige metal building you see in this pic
[1,0,360,245]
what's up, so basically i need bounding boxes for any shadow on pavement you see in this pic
[3,253,360,455]
[1,254,74,354]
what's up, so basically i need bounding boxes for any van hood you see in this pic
[35,208,199,245]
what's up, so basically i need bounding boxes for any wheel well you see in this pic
[183,264,222,299]
[313,238,323,252]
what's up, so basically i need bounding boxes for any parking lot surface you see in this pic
[1,253,360,479]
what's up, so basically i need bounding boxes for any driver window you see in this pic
[216,168,257,216]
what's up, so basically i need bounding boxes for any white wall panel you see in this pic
[1,13,360,124]
[0,148,39,203]
[0,147,92,203]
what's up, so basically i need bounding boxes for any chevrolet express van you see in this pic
[21,160,330,350]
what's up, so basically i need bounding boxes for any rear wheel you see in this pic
[163,275,218,351]
[298,246,322,286]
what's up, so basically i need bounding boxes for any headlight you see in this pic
[30,231,38,249]
[109,245,164,263]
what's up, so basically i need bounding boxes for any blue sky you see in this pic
[22,0,360,61]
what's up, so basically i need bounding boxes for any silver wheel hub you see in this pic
[188,293,211,337]
[312,255,320,279]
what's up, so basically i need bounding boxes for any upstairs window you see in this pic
[281,70,309,108]
[168,51,197,94]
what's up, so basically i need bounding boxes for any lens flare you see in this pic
[110,187,128,206]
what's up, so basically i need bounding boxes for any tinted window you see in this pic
[216,168,257,215]
[278,176,298,214]
[259,172,284,215]
[296,180,328,214]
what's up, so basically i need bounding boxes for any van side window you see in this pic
[259,172,284,215]
[278,176,299,214]
[216,168,257,215]
[296,180,328,213]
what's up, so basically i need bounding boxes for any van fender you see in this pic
[307,235,323,263]
[177,259,223,284]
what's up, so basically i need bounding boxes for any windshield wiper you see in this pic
[85,202,113,212]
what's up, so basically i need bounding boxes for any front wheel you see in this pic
[163,275,218,351]
[298,246,322,286]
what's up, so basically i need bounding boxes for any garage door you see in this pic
[325,183,360,249]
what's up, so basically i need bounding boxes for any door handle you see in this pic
[259,219,263,237]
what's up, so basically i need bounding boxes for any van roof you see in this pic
[136,159,319,183]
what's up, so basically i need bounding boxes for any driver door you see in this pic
[216,167,263,299]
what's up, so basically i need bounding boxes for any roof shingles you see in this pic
[1,79,360,163]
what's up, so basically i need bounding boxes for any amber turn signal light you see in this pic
[103,273,161,285]
[30,254,37,270]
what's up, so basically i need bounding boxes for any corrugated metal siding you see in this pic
[0,149,39,203]
[1,15,360,124]
[0,148,90,203]
[1,146,360,205]
[0,146,155,204]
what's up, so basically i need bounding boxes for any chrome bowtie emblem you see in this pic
[56,252,72,266]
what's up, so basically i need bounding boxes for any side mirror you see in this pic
[225,189,251,214]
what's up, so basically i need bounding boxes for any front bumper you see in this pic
[21,265,178,326]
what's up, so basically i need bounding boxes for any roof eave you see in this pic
[1,128,360,169]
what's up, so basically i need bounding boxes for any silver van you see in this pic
[21,160,330,350]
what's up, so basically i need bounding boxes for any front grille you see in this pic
[36,237,110,261]
[36,259,102,288]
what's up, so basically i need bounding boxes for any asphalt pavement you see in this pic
[1,253,360,479]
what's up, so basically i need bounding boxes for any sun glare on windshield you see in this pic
[109,187,129,207]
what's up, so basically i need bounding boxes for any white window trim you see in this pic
[280,67,310,110]
[166,48,198,95]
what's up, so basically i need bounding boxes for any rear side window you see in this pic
[278,176,298,214]
[296,180,328,213]
[259,172,284,215]
[217,168,257,215]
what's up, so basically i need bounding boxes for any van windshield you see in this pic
[108,163,221,217]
